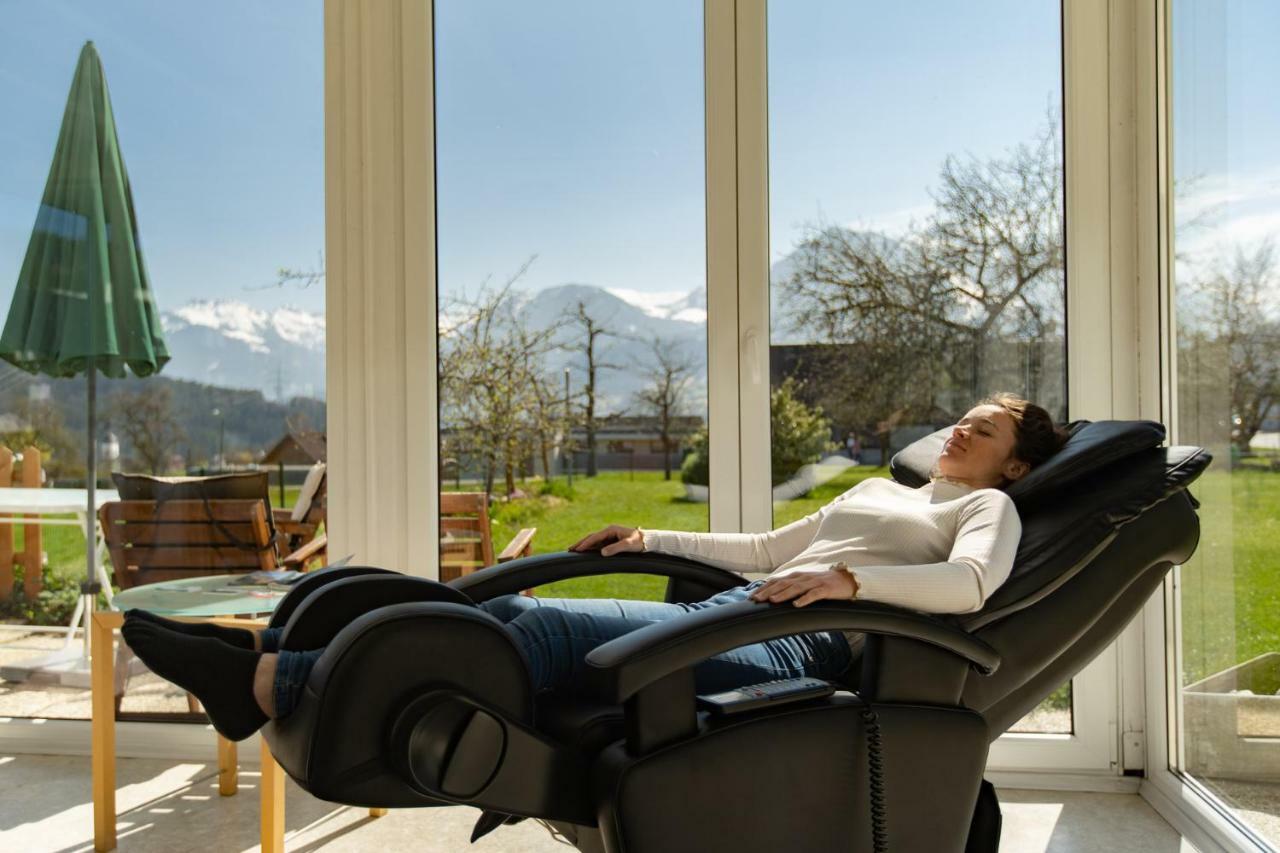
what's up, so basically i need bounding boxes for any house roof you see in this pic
[260,430,327,465]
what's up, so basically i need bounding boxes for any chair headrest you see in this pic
[889,419,1167,505]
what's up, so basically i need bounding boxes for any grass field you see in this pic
[24,467,1279,689]
[1178,466,1280,684]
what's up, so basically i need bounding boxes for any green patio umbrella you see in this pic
[0,42,168,639]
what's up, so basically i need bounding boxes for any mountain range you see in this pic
[158,284,718,414]
[159,301,326,402]
[152,266,806,413]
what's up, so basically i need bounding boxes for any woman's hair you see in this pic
[979,391,1070,472]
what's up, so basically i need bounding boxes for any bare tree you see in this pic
[564,299,626,478]
[633,338,696,480]
[1179,240,1280,453]
[108,385,185,474]
[439,261,565,497]
[778,116,1066,454]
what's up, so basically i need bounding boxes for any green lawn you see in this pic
[1178,466,1280,684]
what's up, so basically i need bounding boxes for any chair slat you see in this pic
[100,498,277,590]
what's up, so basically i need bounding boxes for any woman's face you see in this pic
[936,404,1030,488]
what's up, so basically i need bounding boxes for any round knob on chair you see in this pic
[392,691,507,800]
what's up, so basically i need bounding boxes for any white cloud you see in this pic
[1175,167,1280,257]
[845,203,935,238]
[605,287,691,319]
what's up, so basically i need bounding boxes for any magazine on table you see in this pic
[227,555,355,588]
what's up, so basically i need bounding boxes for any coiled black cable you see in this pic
[860,703,888,853]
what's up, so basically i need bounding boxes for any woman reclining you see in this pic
[122,392,1067,742]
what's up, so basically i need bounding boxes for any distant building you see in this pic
[566,414,705,472]
[260,430,327,466]
[439,414,707,481]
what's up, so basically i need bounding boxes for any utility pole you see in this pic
[564,368,573,488]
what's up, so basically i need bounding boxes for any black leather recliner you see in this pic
[259,420,1210,853]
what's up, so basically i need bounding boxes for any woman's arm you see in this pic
[638,511,822,573]
[637,479,875,574]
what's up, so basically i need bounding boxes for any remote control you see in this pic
[696,677,835,715]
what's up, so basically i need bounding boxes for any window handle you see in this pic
[743,328,762,385]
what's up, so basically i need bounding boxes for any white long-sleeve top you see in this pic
[640,477,1021,648]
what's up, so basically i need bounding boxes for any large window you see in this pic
[767,1,1069,732]
[0,3,324,721]
[1170,1,1280,843]
[433,1,709,600]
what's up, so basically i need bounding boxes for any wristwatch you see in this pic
[831,561,859,600]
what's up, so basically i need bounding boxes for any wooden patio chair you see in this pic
[272,461,327,570]
[439,492,537,591]
[100,498,317,720]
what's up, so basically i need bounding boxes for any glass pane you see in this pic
[1009,682,1072,734]
[767,1,1067,732]
[434,1,708,601]
[0,5,325,721]
[1172,1,1280,843]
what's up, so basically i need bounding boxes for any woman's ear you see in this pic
[1003,457,1031,482]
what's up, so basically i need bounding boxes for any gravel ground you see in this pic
[0,629,192,720]
[1198,776,1280,848]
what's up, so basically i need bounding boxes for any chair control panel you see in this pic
[696,677,835,715]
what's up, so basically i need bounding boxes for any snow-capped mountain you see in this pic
[158,285,713,410]
[604,287,707,324]
[524,284,708,414]
[160,301,326,401]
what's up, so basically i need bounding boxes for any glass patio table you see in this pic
[90,575,387,852]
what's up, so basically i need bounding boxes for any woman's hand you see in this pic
[748,565,858,607]
[569,525,645,557]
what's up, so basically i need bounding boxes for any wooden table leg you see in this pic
[91,612,119,851]
[218,736,238,796]
[370,808,388,817]
[260,737,285,853]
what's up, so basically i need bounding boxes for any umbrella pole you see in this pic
[83,360,98,658]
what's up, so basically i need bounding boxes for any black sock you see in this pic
[121,619,268,741]
[125,609,256,651]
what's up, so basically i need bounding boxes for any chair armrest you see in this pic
[584,599,1001,704]
[450,551,747,601]
[496,527,537,563]
[272,507,294,525]
[281,533,327,568]
[276,518,318,538]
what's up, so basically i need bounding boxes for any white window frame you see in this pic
[1136,1,1277,849]
[728,0,1135,778]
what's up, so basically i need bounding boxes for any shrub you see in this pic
[680,427,710,487]
[0,566,92,626]
[537,478,576,500]
[770,378,837,485]
[680,379,837,488]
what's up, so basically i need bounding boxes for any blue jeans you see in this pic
[264,579,854,717]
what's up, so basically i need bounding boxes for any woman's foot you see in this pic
[121,620,268,741]
[124,609,258,650]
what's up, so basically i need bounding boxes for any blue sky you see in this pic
[1,1,1272,323]
[1172,0,1280,271]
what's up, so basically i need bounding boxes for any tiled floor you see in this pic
[0,753,1199,853]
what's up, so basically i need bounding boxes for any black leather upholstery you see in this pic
[258,420,1211,852]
